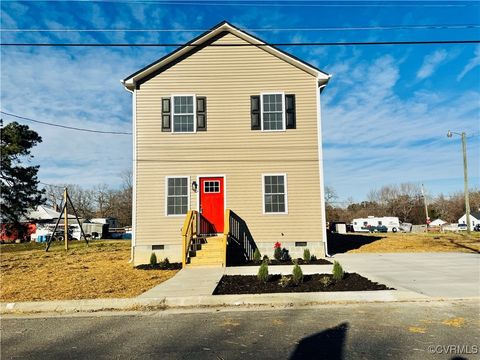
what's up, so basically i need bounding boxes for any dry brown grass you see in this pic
[347,232,480,253]
[0,240,178,302]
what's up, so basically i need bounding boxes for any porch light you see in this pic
[192,181,198,193]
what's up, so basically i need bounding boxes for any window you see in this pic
[263,174,288,214]
[166,177,189,215]
[204,181,220,193]
[262,93,285,131]
[172,95,195,133]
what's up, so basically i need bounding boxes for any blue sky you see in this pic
[1,0,479,203]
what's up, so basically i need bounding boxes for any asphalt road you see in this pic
[2,300,479,360]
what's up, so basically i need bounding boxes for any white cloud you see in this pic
[416,49,448,80]
[457,45,480,81]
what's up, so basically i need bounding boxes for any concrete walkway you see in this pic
[334,252,480,298]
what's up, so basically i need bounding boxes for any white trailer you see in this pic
[352,216,401,233]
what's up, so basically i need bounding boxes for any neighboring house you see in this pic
[122,21,331,266]
[429,219,446,227]
[458,212,480,231]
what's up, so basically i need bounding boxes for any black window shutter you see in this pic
[161,97,171,132]
[196,96,207,131]
[251,95,261,130]
[285,94,296,129]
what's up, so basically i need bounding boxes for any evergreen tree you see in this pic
[1,121,44,230]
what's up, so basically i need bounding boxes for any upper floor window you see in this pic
[262,93,285,131]
[173,95,195,133]
[162,95,207,133]
[251,93,295,131]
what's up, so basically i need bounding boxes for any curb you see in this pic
[2,292,478,315]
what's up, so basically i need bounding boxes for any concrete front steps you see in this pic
[188,235,226,267]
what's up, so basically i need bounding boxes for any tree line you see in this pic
[44,170,132,227]
[325,183,480,224]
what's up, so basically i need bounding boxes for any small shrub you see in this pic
[278,275,291,288]
[320,275,332,288]
[262,255,270,263]
[159,257,170,269]
[149,252,157,267]
[311,255,317,262]
[303,248,311,264]
[280,248,291,262]
[257,261,269,283]
[274,242,282,261]
[332,261,344,281]
[292,263,304,285]
[253,248,261,262]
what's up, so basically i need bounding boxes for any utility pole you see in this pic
[461,133,471,234]
[421,184,429,230]
[447,130,471,234]
[64,187,68,250]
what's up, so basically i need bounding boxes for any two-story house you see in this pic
[122,21,331,266]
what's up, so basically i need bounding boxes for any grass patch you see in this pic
[345,232,480,254]
[0,240,178,302]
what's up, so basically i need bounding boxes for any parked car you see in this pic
[458,224,467,231]
[474,224,480,232]
[368,225,388,233]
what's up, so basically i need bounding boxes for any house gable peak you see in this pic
[121,20,330,90]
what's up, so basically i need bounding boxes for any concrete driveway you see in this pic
[333,252,480,298]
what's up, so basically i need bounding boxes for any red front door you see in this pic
[199,177,224,234]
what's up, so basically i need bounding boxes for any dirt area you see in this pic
[328,232,480,255]
[213,273,393,295]
[0,240,178,302]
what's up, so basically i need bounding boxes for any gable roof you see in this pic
[469,212,480,220]
[122,21,331,90]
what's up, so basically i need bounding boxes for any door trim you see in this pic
[196,174,227,234]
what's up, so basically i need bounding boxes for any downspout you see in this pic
[121,80,137,264]
[316,79,332,257]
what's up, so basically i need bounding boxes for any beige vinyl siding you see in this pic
[134,32,323,261]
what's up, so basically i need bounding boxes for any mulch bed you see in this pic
[135,263,182,270]
[231,258,332,266]
[213,273,394,295]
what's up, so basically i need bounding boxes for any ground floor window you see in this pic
[166,177,189,215]
[263,174,288,214]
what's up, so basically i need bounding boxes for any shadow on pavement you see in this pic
[327,233,384,255]
[289,322,349,360]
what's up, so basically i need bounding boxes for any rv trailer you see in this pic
[352,216,401,233]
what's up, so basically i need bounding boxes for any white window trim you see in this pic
[171,94,196,134]
[165,176,190,217]
[260,92,286,132]
[262,173,288,215]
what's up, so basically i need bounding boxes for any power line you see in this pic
[2,40,479,47]
[3,24,480,32]
[1,111,132,135]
